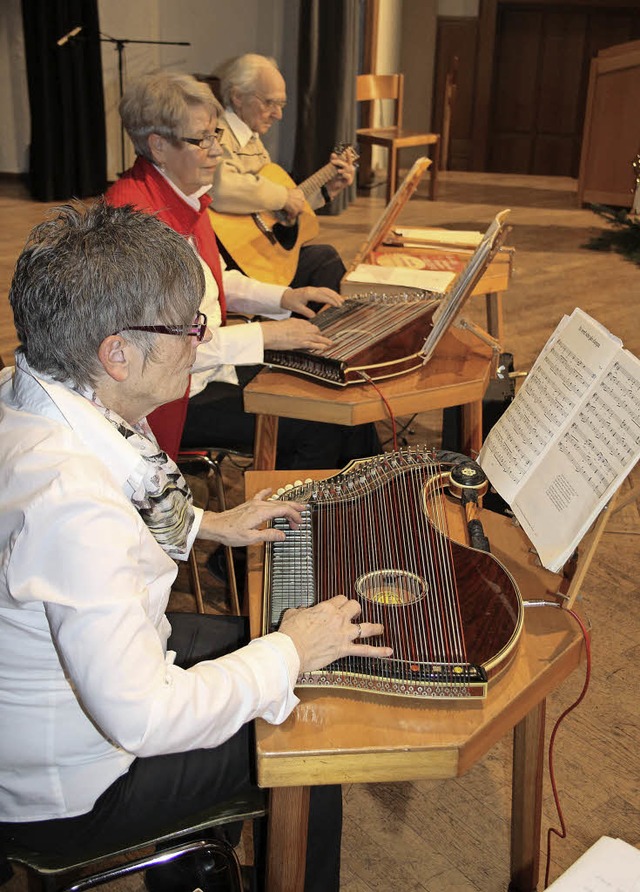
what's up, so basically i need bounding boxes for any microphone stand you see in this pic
[99,34,191,175]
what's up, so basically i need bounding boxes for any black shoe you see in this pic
[144,849,239,892]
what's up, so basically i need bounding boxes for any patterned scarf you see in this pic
[77,388,195,560]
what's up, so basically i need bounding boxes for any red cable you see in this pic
[543,606,592,888]
[358,372,398,450]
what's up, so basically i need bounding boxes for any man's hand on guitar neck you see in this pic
[279,149,356,220]
[324,151,356,201]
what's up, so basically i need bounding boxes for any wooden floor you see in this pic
[1,172,639,891]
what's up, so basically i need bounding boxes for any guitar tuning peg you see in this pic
[294,480,303,487]
[277,487,285,496]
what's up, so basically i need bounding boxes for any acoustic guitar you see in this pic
[209,145,358,286]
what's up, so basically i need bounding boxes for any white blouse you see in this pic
[0,355,300,821]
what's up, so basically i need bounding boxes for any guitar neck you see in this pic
[300,161,340,200]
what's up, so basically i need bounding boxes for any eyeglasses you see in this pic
[179,128,224,150]
[252,93,287,111]
[118,312,208,342]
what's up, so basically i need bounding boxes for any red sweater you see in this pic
[105,156,226,322]
[105,156,225,459]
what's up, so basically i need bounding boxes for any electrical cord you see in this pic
[379,413,418,449]
[357,371,399,450]
[522,600,592,888]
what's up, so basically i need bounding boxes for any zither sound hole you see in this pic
[356,569,427,605]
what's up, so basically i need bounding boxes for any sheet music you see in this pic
[479,309,640,572]
[545,836,640,891]
[393,227,483,248]
[343,262,455,294]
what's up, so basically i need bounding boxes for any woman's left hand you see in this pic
[280,286,344,318]
[198,489,305,546]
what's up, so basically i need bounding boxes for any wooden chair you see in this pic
[177,446,251,616]
[356,73,440,203]
[148,392,249,617]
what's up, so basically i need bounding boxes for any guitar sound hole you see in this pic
[356,569,427,605]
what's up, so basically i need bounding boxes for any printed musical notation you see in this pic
[478,308,640,572]
[545,836,640,891]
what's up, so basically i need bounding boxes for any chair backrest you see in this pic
[356,73,404,129]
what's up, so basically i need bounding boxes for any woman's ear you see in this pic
[97,334,130,382]
[147,133,166,167]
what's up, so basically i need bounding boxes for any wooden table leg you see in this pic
[460,399,483,457]
[265,786,310,892]
[485,292,504,343]
[253,414,279,471]
[509,700,546,892]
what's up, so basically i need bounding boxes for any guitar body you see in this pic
[209,162,320,286]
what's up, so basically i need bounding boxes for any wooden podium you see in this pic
[245,469,587,892]
[578,40,640,207]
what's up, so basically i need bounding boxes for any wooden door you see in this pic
[433,17,479,171]
[486,2,640,176]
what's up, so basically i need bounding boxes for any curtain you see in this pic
[21,0,106,201]
[293,0,359,215]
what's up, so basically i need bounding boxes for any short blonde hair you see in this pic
[119,71,222,160]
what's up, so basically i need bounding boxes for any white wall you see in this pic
[99,0,292,180]
[375,0,403,77]
[0,0,30,174]
[0,0,298,180]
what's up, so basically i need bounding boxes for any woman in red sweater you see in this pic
[106,71,380,470]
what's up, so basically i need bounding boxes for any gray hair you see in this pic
[9,200,204,388]
[119,70,222,160]
[217,54,280,108]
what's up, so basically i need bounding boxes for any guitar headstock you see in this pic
[332,143,359,165]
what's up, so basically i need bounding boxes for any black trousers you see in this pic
[290,243,346,293]
[182,367,382,471]
[220,240,346,294]
[0,614,342,892]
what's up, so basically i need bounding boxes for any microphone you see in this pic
[57,26,82,47]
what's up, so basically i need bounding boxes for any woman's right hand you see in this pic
[260,319,333,353]
[279,595,392,673]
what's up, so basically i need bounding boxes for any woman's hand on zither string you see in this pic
[197,488,305,546]
[260,318,333,353]
[279,594,393,673]
[280,286,343,318]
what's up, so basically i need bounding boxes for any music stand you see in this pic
[57,27,191,174]
[100,33,191,174]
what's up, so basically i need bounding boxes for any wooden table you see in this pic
[354,242,514,345]
[245,469,587,892]
[243,325,494,470]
